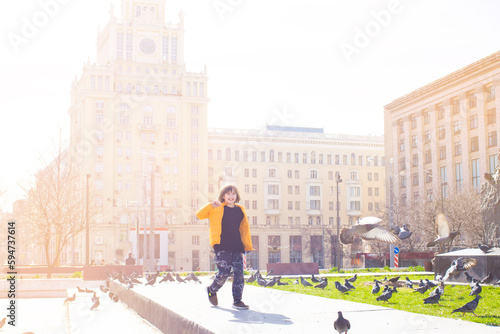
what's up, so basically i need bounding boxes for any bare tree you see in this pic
[21,139,91,278]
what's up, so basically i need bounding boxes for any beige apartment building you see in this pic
[384,51,500,207]
[60,0,386,271]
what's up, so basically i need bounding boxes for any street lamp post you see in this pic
[86,174,90,265]
[336,173,342,269]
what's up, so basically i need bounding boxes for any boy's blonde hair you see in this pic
[217,184,241,203]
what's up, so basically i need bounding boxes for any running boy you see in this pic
[196,184,253,309]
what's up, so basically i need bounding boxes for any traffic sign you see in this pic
[394,246,400,254]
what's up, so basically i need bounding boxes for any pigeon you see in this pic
[427,212,460,248]
[146,275,157,286]
[77,286,86,293]
[334,281,350,294]
[478,244,492,253]
[376,287,395,302]
[293,279,299,285]
[277,277,289,286]
[246,272,257,283]
[100,285,110,293]
[340,216,400,244]
[112,294,119,302]
[424,279,437,288]
[0,318,5,329]
[311,274,321,283]
[464,272,479,284]
[333,311,351,334]
[371,281,381,294]
[451,295,482,316]
[405,277,413,289]
[64,293,76,304]
[344,279,355,290]
[480,272,493,284]
[423,290,441,305]
[257,276,268,287]
[90,296,100,311]
[266,268,274,277]
[159,273,175,283]
[435,274,443,282]
[387,276,400,285]
[315,278,328,289]
[418,279,425,287]
[266,277,279,287]
[413,284,430,294]
[185,273,202,284]
[429,282,445,297]
[346,274,357,283]
[442,257,477,281]
[91,291,98,303]
[175,274,186,283]
[494,278,500,286]
[300,276,313,287]
[392,224,413,239]
[469,282,482,296]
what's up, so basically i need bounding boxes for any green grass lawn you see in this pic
[247,274,500,326]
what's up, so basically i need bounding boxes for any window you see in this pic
[425,150,431,164]
[453,120,461,135]
[368,173,372,181]
[310,170,318,179]
[398,120,404,133]
[438,125,446,139]
[268,185,279,195]
[470,114,478,129]
[425,170,432,183]
[486,108,496,125]
[368,187,373,196]
[468,92,477,108]
[424,130,431,143]
[440,166,448,198]
[412,173,419,186]
[411,135,418,148]
[451,98,460,114]
[412,154,418,167]
[400,157,406,170]
[439,146,446,160]
[454,142,462,156]
[410,114,416,129]
[488,131,497,147]
[470,136,479,152]
[423,110,430,124]
[472,159,480,189]
[486,85,495,102]
[350,201,360,210]
[350,186,360,197]
[490,154,497,174]
[269,168,277,178]
[455,162,463,191]
[400,175,406,188]
[268,199,280,209]
[399,139,405,152]
[427,189,433,202]
[309,200,321,210]
[310,186,321,196]
[437,104,445,119]
[192,235,200,245]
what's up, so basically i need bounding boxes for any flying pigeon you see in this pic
[427,212,460,248]
[346,274,357,283]
[451,295,482,316]
[64,293,76,304]
[334,281,350,294]
[392,224,413,240]
[300,276,313,287]
[478,244,492,253]
[423,290,441,305]
[340,216,400,244]
[315,278,328,289]
[442,257,477,281]
[469,282,482,296]
[480,272,493,284]
[333,311,351,334]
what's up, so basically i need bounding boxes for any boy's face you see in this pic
[223,190,237,205]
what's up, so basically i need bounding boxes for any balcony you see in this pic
[138,124,159,132]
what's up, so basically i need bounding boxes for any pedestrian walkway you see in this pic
[110,276,500,334]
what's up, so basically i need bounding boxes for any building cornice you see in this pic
[385,50,500,111]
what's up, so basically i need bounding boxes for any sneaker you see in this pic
[232,300,249,310]
[207,286,218,306]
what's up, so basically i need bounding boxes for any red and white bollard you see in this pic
[394,253,399,268]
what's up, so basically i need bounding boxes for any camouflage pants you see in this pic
[210,250,245,301]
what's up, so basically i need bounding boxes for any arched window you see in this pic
[311,152,316,164]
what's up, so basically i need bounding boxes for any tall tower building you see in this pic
[68,0,209,266]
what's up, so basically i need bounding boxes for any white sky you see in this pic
[1,0,500,211]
